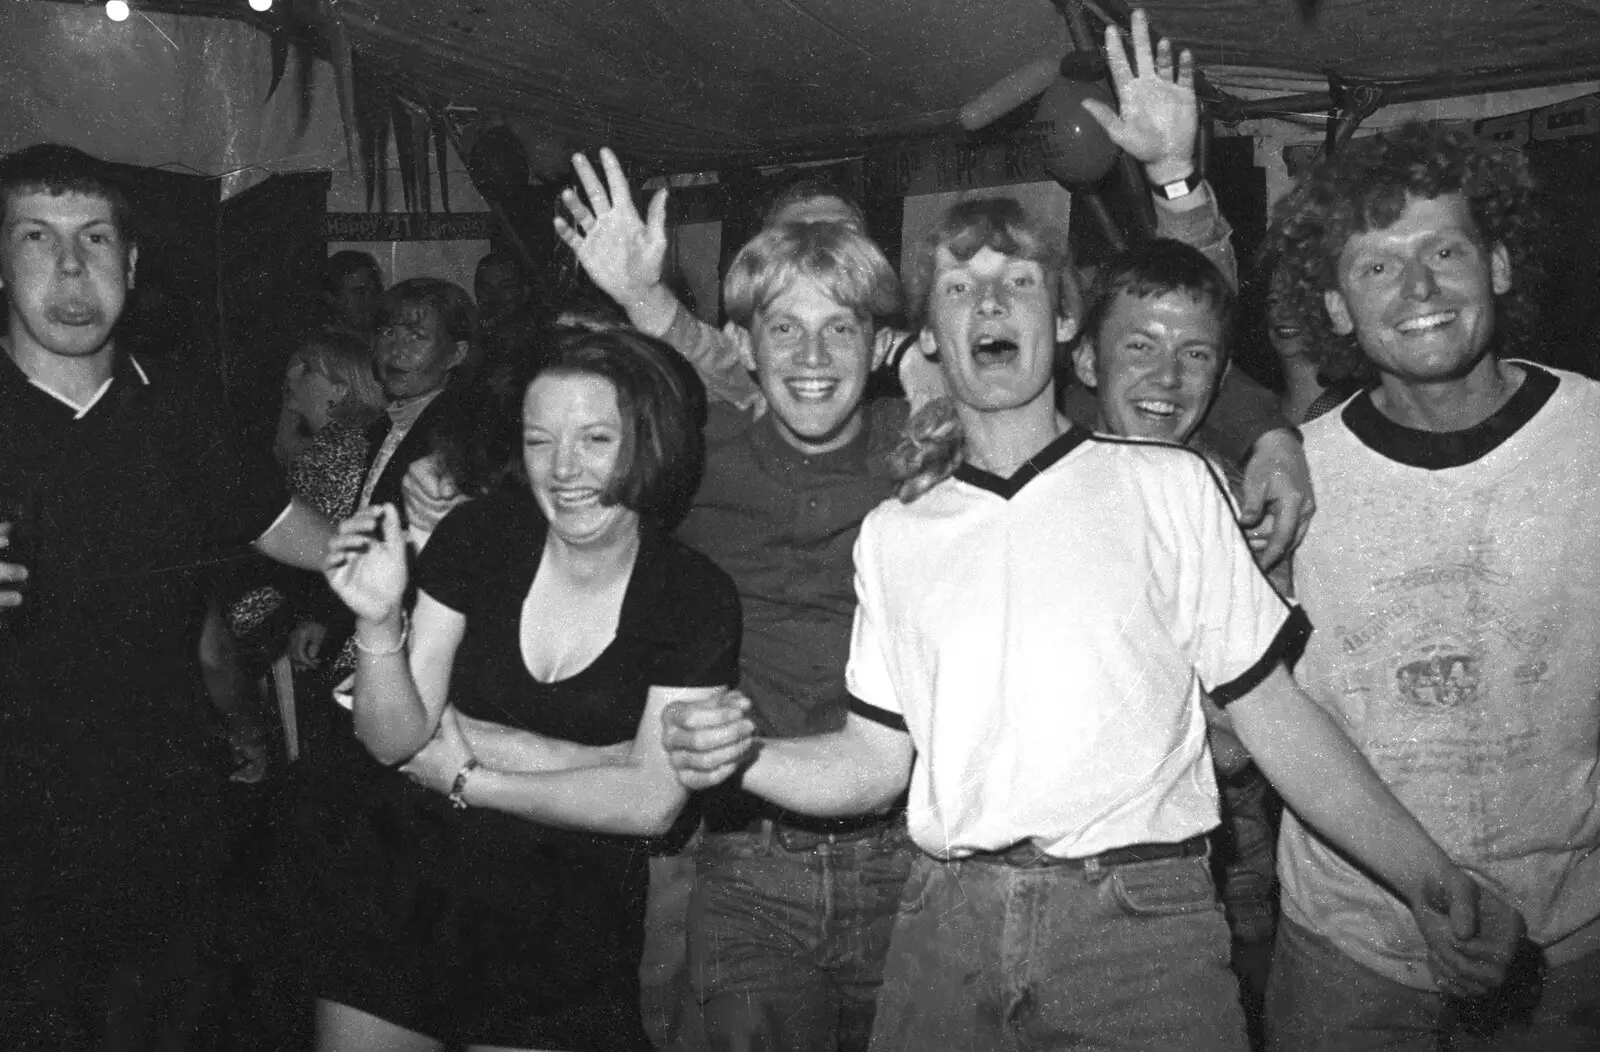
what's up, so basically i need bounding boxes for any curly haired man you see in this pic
[1263,120,1600,1051]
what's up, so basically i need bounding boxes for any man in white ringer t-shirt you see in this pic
[1260,122,1600,1051]
[664,82,1521,1052]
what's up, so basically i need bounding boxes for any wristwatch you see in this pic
[1151,171,1203,201]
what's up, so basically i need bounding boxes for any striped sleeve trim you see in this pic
[1209,606,1313,708]
[848,695,909,733]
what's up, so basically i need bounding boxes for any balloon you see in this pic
[1034,78,1121,186]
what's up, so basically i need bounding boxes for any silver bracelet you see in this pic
[354,612,409,656]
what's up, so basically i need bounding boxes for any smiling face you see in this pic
[373,301,464,401]
[744,274,873,455]
[1324,193,1511,386]
[0,190,136,361]
[1073,290,1226,444]
[522,371,640,549]
[924,245,1072,416]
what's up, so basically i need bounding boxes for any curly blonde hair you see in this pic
[889,396,966,503]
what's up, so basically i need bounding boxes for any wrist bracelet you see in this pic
[449,757,481,810]
[354,612,409,656]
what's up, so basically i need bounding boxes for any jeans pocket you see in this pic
[894,860,937,919]
[1108,856,1219,917]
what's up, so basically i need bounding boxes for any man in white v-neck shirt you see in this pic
[662,24,1520,1046]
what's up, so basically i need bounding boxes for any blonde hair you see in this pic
[889,396,966,503]
[295,329,385,427]
[723,221,900,329]
[904,196,1070,328]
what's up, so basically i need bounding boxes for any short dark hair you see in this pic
[379,277,477,347]
[1082,238,1237,357]
[761,177,867,231]
[0,143,136,246]
[513,327,705,522]
[475,251,527,283]
[1264,121,1541,383]
[324,250,382,296]
[905,196,1070,328]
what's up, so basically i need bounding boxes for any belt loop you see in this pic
[759,818,776,853]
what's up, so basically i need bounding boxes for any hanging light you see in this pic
[106,0,130,20]
[248,0,273,10]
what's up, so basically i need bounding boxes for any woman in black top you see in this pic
[316,328,741,1052]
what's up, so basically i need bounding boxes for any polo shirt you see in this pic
[678,397,906,740]
[846,426,1308,860]
[0,347,288,785]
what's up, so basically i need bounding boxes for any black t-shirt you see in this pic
[415,489,741,750]
[0,350,288,781]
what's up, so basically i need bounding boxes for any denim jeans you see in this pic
[1215,767,1280,946]
[1266,915,1600,1052]
[868,849,1248,1052]
[687,821,915,1052]
[641,847,704,1052]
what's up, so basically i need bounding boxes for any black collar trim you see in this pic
[1340,363,1558,470]
[953,425,1091,499]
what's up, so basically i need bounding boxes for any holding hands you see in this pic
[660,690,759,789]
[402,707,476,796]
[1412,867,1527,999]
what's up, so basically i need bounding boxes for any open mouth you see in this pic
[549,488,601,510]
[1395,311,1457,334]
[971,335,1019,368]
[784,378,840,402]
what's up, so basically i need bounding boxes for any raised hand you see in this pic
[661,690,758,790]
[323,504,408,625]
[554,147,670,308]
[1080,8,1199,182]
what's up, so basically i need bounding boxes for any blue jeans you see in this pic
[687,821,915,1052]
[869,849,1248,1051]
[1266,914,1600,1051]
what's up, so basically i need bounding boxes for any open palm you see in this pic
[1080,8,1198,171]
[554,147,669,305]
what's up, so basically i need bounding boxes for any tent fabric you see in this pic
[333,0,1600,167]
[1,2,347,191]
[11,0,1600,171]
